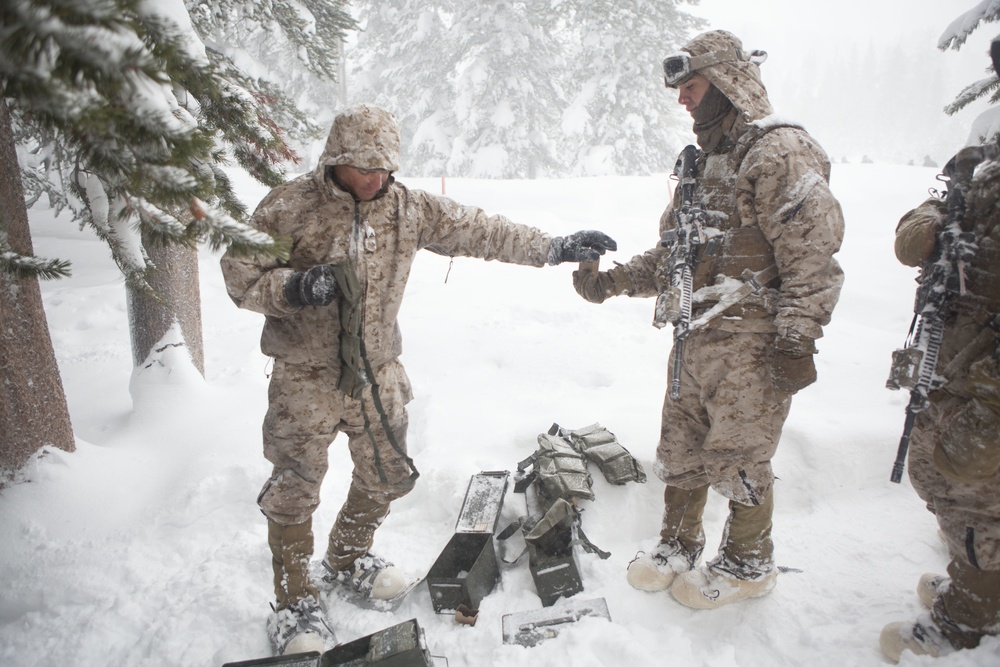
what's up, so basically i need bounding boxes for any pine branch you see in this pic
[938,0,1000,51]
[0,236,72,280]
[945,76,1000,115]
[4,0,298,264]
[188,198,290,260]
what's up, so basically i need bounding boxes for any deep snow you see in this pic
[3,164,1000,667]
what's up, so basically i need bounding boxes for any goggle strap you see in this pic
[664,48,768,84]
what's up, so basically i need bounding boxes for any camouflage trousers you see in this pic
[655,328,792,505]
[258,359,416,570]
[909,392,1000,641]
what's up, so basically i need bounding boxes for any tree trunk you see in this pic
[126,237,205,375]
[0,94,75,473]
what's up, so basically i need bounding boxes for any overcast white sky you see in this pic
[686,0,997,157]
[692,0,993,74]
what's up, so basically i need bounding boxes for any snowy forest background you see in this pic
[4,1,1000,666]
[193,0,999,180]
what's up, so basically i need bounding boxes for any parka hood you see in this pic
[318,104,401,173]
[680,30,773,121]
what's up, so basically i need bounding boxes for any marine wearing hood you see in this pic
[675,29,773,122]
[318,104,401,174]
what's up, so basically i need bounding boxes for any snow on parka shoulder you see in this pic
[221,105,553,372]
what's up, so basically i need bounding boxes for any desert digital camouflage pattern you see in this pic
[895,150,1000,646]
[221,106,554,578]
[589,31,844,509]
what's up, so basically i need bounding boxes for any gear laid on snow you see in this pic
[267,595,336,656]
[321,553,409,601]
[505,422,642,605]
[517,431,594,502]
[560,423,646,485]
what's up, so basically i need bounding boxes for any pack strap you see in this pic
[359,337,419,486]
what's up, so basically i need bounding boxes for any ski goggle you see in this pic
[662,48,768,87]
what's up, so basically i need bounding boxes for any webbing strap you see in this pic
[359,338,419,486]
[331,261,418,486]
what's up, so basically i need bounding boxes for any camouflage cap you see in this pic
[320,104,401,172]
[678,30,773,121]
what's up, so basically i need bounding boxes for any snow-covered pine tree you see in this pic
[940,0,1000,141]
[348,0,457,177]
[186,0,357,160]
[0,0,298,472]
[559,0,705,176]
[445,0,568,178]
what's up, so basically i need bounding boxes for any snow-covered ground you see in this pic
[3,164,999,667]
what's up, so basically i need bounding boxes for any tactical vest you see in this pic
[685,121,799,310]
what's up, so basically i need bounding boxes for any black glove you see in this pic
[284,264,338,308]
[770,333,817,394]
[548,230,617,265]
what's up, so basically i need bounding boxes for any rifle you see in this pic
[654,144,706,400]
[885,147,984,483]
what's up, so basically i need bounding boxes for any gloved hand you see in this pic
[894,198,945,267]
[573,264,631,304]
[548,230,617,265]
[770,332,817,394]
[284,264,338,308]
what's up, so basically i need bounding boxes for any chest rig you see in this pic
[685,122,792,301]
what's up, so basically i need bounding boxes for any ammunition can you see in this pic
[455,471,509,534]
[223,653,320,667]
[322,618,434,667]
[527,542,584,607]
[426,532,500,613]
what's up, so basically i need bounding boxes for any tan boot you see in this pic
[670,491,777,610]
[627,485,708,592]
[719,490,775,576]
[324,485,406,600]
[880,613,953,662]
[932,558,1000,650]
[325,485,390,569]
[266,520,333,654]
[917,573,947,609]
[671,565,777,609]
[882,560,1000,661]
[267,519,319,609]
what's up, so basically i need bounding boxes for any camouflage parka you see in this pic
[221,105,553,375]
[608,31,844,340]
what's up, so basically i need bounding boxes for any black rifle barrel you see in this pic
[891,403,918,483]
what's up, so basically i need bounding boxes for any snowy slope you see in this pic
[2,165,999,667]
